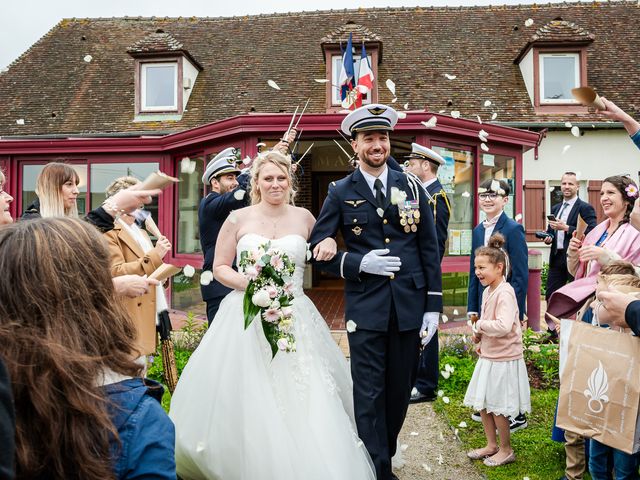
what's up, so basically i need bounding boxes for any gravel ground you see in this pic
[394,401,485,480]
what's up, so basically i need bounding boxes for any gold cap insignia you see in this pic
[368,106,387,116]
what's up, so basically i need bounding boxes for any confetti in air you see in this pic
[443,396,450,404]
[453,309,459,315]
[421,116,437,129]
[491,112,498,120]
[515,213,523,222]
[484,100,492,107]
[476,115,483,124]
[391,97,397,103]
[15,119,24,125]
[444,73,457,80]
[478,129,489,142]
[346,320,357,333]
[571,126,580,137]
[441,370,450,379]
[385,79,396,96]
[459,421,468,428]
[83,54,93,63]
[442,314,449,323]
[376,208,384,218]
[450,110,461,119]
[461,191,470,198]
[422,464,432,473]
[565,121,573,128]
[481,143,489,152]
[410,431,419,436]
[313,79,330,83]
[267,80,281,90]
[400,444,409,452]
[438,390,444,397]
[228,212,237,224]
[438,109,446,114]
[233,190,246,201]
[397,111,407,119]
[183,265,195,278]
[525,18,534,27]
[562,145,571,155]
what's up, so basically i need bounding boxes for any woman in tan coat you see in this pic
[103,177,171,357]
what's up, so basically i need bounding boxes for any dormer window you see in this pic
[514,19,593,113]
[321,23,382,112]
[128,30,202,120]
[539,53,580,104]
[141,62,178,112]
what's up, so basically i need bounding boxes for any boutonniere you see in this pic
[390,187,407,205]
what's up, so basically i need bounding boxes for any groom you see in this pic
[310,104,442,480]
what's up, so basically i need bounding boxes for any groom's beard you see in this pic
[358,150,389,169]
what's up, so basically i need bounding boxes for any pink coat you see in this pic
[552,220,640,306]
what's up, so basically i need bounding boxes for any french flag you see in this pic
[356,42,374,107]
[338,33,355,108]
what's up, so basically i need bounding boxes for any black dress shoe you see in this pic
[409,388,436,404]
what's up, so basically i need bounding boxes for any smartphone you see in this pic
[547,214,556,221]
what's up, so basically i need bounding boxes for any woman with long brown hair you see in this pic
[21,162,80,219]
[0,217,175,480]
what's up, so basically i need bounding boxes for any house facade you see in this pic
[0,2,637,316]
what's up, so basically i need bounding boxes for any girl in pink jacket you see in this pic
[463,233,531,467]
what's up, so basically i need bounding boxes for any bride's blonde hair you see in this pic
[249,151,297,206]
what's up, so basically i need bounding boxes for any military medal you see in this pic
[411,224,417,232]
[404,225,411,233]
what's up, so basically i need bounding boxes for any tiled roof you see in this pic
[0,2,638,136]
[127,30,184,54]
[321,23,382,44]
[531,18,594,43]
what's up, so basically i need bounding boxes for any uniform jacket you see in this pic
[198,173,249,301]
[310,166,443,332]
[106,378,175,480]
[425,179,451,261]
[104,224,164,355]
[545,197,597,255]
[468,212,529,320]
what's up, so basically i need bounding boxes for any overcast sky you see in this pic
[1,0,571,69]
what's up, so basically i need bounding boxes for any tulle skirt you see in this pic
[463,357,531,418]
[169,291,376,480]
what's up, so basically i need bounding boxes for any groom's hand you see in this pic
[359,249,401,276]
[420,312,439,346]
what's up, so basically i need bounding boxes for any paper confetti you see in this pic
[234,189,246,201]
[476,115,483,124]
[441,370,451,379]
[571,126,580,137]
[438,454,444,465]
[403,103,409,110]
[228,212,237,224]
[442,314,449,323]
[16,119,24,125]
[481,143,489,152]
[459,421,468,428]
[346,320,357,333]
[565,121,573,128]
[376,208,384,218]
[453,309,459,315]
[83,54,93,63]
[515,213,523,222]
[437,390,444,397]
[443,397,450,404]
[491,112,498,120]
[438,109,446,114]
[461,191,470,198]
[267,80,281,90]
[444,73,457,80]
[562,145,571,155]
[180,157,194,174]
[391,97,397,103]
[422,464,432,473]
[525,18,534,27]
[478,129,489,142]
[397,111,407,119]
[421,116,437,129]
[400,444,409,452]
[314,79,330,83]
[385,79,396,96]
[410,431,419,436]
[484,100,492,107]
[450,110,461,119]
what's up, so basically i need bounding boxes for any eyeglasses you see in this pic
[478,193,503,200]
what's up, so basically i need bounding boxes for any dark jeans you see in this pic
[589,439,637,480]
[546,249,573,301]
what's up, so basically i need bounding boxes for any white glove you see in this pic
[359,249,401,277]
[420,312,439,346]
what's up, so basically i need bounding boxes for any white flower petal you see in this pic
[200,270,214,286]
[376,208,384,218]
[476,115,483,124]
[233,189,246,201]
[391,97,397,103]
[183,265,195,278]
[314,78,330,83]
[440,370,450,379]
[267,79,281,90]
[16,119,24,125]
[450,110,461,119]
[461,191,470,198]
[571,125,580,137]
[437,390,444,397]
[459,421,468,428]
[565,121,573,128]
[397,111,407,119]
[180,157,191,173]
[346,320,357,333]
[438,109,446,114]
[454,428,459,436]
[410,431,419,436]
[400,444,409,452]
[484,100,492,107]
[444,73,457,80]
[442,314,449,323]
[562,145,571,155]
[403,102,409,110]
[438,453,444,465]
[83,54,93,63]
[453,309,459,315]
[422,464,432,473]
[228,212,237,224]
[421,116,437,129]
[443,396,450,404]
[480,143,489,152]
[525,18,534,27]
[479,129,489,139]
[385,79,396,95]
[515,213,523,222]
[491,112,498,120]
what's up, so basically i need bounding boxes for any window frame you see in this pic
[134,56,184,116]
[538,52,580,105]
[140,62,179,112]
[330,53,374,107]
[323,45,379,112]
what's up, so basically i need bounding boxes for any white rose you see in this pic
[390,187,407,206]
[270,299,281,310]
[252,289,271,308]
[277,338,289,351]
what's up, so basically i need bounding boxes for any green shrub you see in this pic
[540,262,549,296]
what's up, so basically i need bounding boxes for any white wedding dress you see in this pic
[169,233,375,480]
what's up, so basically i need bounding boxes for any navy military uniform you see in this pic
[199,148,249,324]
[310,105,442,480]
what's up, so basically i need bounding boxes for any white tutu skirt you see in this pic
[169,291,375,480]
[463,357,531,418]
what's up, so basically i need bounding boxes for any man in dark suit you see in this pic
[544,172,597,300]
[199,148,248,324]
[310,104,442,480]
[403,144,450,404]
[0,358,15,480]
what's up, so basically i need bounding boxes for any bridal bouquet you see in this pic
[239,242,297,358]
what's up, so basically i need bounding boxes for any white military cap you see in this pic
[407,143,445,166]
[202,147,241,184]
[341,104,399,137]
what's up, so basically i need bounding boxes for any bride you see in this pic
[169,151,376,480]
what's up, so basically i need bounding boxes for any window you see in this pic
[177,154,205,254]
[331,54,373,106]
[22,163,87,215]
[141,62,178,111]
[431,146,474,257]
[539,53,579,104]
[478,153,516,221]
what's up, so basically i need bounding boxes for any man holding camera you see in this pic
[543,172,597,300]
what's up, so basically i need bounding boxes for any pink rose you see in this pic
[263,308,281,323]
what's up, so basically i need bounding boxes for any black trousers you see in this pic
[348,310,421,480]
[414,330,438,396]
[546,249,573,301]
[205,295,226,326]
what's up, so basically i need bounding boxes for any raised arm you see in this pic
[213,217,249,291]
